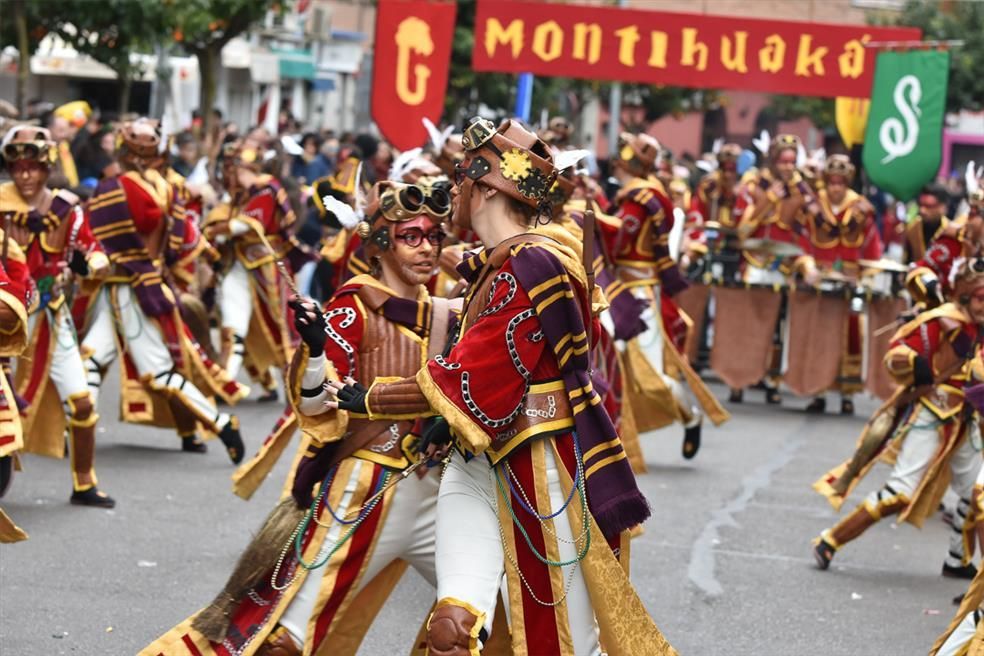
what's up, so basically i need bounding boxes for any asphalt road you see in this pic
[0,378,971,655]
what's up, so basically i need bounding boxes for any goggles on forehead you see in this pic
[3,141,50,163]
[378,183,451,221]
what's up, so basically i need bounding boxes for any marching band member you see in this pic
[800,155,884,415]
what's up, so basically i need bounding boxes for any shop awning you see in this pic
[273,47,315,80]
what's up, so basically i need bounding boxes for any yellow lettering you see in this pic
[795,34,828,77]
[615,25,640,66]
[759,34,786,73]
[838,34,870,79]
[572,23,602,64]
[648,31,668,68]
[395,17,433,106]
[532,20,563,62]
[720,31,748,73]
[484,18,524,59]
[681,28,708,72]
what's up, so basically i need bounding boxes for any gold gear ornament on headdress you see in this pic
[500,148,533,182]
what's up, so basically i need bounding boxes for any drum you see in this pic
[783,288,852,397]
[866,296,907,400]
[709,283,785,390]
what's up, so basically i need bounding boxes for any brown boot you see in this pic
[67,393,115,508]
[255,626,301,656]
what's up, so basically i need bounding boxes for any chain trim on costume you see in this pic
[434,354,461,370]
[322,307,357,375]
[479,272,518,318]
[369,424,401,454]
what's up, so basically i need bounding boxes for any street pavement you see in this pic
[0,378,972,655]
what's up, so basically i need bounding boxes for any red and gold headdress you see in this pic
[613,132,660,177]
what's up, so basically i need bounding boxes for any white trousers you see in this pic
[632,286,698,426]
[879,407,981,567]
[436,449,601,656]
[82,284,229,431]
[25,305,89,403]
[937,609,981,656]
[219,260,253,381]
[279,459,439,646]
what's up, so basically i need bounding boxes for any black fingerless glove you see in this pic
[418,417,452,457]
[335,381,368,414]
[289,297,328,356]
[912,356,933,387]
[68,250,89,276]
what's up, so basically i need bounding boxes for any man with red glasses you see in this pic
[812,259,984,579]
[0,125,115,507]
[324,117,673,655]
[145,180,456,656]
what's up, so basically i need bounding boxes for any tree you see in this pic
[884,0,984,113]
[35,0,167,115]
[166,0,279,138]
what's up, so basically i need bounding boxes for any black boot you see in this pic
[682,420,702,460]
[70,487,116,508]
[765,387,782,405]
[942,562,978,580]
[841,398,855,415]
[181,434,208,454]
[256,389,279,403]
[0,455,13,498]
[218,417,245,464]
[728,388,743,403]
[813,538,836,570]
[805,397,826,414]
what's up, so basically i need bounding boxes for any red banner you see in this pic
[372,0,456,150]
[472,0,920,98]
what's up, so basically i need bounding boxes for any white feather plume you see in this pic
[753,130,770,155]
[553,149,590,172]
[966,161,980,196]
[280,135,304,156]
[388,147,424,182]
[320,195,361,230]
[422,118,454,152]
[696,159,716,173]
[795,143,807,169]
[711,138,724,154]
[354,162,367,217]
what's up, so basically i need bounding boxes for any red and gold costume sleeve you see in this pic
[0,257,29,355]
[414,258,551,454]
[883,307,974,387]
[905,226,965,304]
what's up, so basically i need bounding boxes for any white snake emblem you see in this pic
[879,75,922,164]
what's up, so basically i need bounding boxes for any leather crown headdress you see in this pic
[614,132,660,176]
[717,143,742,169]
[459,117,557,211]
[769,133,801,157]
[118,117,162,161]
[824,154,855,181]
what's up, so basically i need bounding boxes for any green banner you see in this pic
[862,50,950,202]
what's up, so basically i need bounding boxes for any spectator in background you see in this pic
[289,132,331,184]
[172,131,201,178]
[72,114,119,190]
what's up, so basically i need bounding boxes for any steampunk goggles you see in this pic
[378,183,451,221]
[3,140,51,163]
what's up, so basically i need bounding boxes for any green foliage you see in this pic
[767,95,836,132]
[884,0,984,112]
[166,0,277,54]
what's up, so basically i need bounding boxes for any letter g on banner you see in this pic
[372,0,457,151]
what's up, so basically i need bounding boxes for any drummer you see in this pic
[684,144,747,274]
[731,134,820,404]
[800,154,884,415]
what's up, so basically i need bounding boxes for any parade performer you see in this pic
[0,256,30,542]
[812,260,984,578]
[1,125,115,507]
[143,180,457,656]
[326,117,675,655]
[81,118,246,463]
[605,131,728,459]
[904,183,952,266]
[684,143,746,264]
[204,142,303,399]
[723,134,818,405]
[798,155,883,415]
